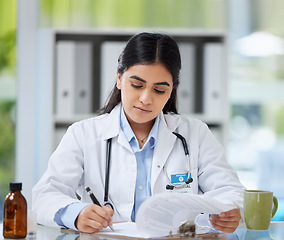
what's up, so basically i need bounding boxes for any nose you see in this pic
[139,89,152,105]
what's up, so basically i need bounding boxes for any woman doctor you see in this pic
[32,32,244,234]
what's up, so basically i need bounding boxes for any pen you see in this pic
[85,186,114,232]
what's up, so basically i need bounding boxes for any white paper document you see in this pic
[94,222,147,239]
[96,192,235,238]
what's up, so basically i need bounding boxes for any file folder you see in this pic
[56,41,93,115]
[177,43,195,114]
[100,41,126,107]
[203,43,225,118]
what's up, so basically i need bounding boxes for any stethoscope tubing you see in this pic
[103,131,192,207]
[104,138,113,209]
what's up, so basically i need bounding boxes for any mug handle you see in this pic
[272,196,278,218]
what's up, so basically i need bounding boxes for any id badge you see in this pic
[170,173,192,194]
[171,173,188,184]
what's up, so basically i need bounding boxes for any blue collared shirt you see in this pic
[120,107,160,221]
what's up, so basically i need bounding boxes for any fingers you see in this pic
[102,205,114,216]
[209,208,241,233]
[76,204,113,233]
[102,205,114,224]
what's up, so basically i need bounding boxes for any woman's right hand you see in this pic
[75,204,114,233]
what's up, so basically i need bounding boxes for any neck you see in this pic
[131,121,154,134]
[125,116,155,142]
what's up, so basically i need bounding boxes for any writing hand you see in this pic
[75,204,113,233]
[209,208,241,233]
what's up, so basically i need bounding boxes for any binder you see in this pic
[203,43,225,118]
[177,43,195,114]
[56,41,76,116]
[100,41,126,107]
[74,42,93,114]
[56,41,93,116]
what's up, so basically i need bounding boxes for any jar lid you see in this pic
[10,182,22,191]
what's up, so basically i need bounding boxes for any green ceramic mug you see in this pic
[244,190,278,230]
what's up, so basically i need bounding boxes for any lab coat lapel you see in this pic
[102,104,132,152]
[102,104,121,140]
[151,113,179,190]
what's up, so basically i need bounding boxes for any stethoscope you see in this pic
[164,132,193,190]
[103,132,193,209]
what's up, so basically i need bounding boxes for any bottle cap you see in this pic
[10,182,22,191]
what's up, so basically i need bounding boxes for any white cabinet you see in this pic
[37,28,228,178]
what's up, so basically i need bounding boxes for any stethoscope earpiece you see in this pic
[185,177,193,184]
[166,185,175,190]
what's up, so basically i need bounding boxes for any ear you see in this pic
[116,70,122,90]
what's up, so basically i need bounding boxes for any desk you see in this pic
[0,222,284,240]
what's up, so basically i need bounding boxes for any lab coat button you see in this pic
[138,185,143,190]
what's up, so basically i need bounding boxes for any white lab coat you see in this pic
[32,104,245,228]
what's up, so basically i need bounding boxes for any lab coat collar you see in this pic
[102,104,122,140]
[102,104,134,153]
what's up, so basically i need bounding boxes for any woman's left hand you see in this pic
[209,208,241,233]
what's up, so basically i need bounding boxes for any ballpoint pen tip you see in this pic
[109,225,114,232]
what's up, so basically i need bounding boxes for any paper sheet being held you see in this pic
[96,192,235,238]
[135,192,235,238]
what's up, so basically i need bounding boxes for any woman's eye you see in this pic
[154,89,165,94]
[131,83,142,89]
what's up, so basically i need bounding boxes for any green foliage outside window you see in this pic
[0,101,15,199]
[275,106,284,135]
[0,31,16,74]
[39,0,226,29]
[0,0,16,215]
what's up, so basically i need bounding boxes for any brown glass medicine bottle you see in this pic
[3,182,27,239]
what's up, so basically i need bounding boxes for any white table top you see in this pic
[1,221,284,240]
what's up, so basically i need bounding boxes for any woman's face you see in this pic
[116,63,173,126]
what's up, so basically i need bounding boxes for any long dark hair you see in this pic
[99,32,181,114]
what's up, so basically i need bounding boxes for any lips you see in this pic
[134,106,152,113]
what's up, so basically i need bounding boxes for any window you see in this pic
[228,0,284,220]
[0,0,16,220]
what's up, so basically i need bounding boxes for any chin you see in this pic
[130,115,153,124]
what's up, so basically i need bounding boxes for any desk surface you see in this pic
[1,222,284,240]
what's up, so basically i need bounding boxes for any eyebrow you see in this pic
[130,75,170,86]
